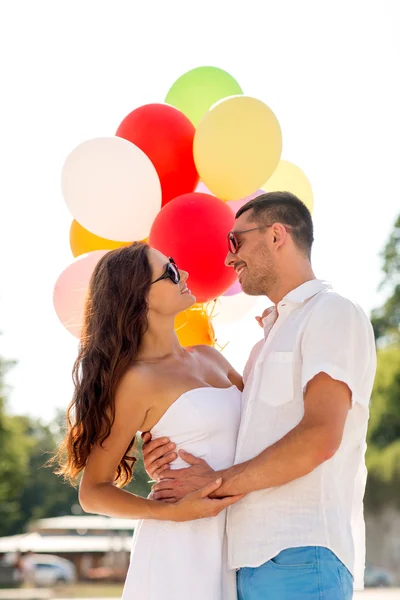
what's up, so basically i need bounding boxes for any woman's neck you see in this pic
[137,318,184,362]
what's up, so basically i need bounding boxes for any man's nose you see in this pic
[225,251,236,267]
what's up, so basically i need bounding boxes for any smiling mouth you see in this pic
[236,266,246,278]
[180,286,191,294]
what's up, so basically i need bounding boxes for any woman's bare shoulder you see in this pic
[116,363,158,410]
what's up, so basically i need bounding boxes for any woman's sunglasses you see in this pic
[151,257,180,285]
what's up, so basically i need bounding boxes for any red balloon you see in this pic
[149,193,237,302]
[116,103,199,206]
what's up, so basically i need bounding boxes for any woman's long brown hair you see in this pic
[55,242,152,487]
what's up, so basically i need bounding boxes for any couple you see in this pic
[58,192,376,600]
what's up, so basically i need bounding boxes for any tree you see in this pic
[12,416,79,531]
[371,215,400,343]
[127,438,152,499]
[50,408,151,501]
[365,213,400,510]
[0,355,31,536]
[365,346,400,510]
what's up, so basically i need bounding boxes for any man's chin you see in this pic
[241,281,264,297]
[241,284,257,296]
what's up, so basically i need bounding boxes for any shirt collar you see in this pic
[283,279,332,305]
[261,279,332,329]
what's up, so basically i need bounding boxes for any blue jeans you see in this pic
[237,547,354,600]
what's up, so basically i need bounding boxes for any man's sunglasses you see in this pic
[227,224,292,254]
[227,226,269,254]
[151,257,180,285]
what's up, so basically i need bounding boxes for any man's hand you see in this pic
[141,432,176,481]
[153,450,217,502]
[166,479,245,522]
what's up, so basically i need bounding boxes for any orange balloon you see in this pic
[70,220,146,258]
[175,305,215,347]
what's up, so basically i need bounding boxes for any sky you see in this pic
[0,1,399,421]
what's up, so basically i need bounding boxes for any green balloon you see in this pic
[165,66,243,127]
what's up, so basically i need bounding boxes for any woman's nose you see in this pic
[180,269,189,281]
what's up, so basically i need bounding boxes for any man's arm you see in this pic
[212,372,351,496]
[154,372,351,498]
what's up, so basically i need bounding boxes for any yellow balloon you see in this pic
[175,305,215,347]
[262,160,314,213]
[70,220,137,258]
[193,96,282,201]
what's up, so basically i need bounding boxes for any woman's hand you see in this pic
[165,479,244,522]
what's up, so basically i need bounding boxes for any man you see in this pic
[142,191,376,600]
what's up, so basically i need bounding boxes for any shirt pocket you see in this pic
[258,351,294,406]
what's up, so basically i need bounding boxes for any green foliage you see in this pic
[371,285,400,343]
[0,357,31,536]
[371,215,400,343]
[368,347,400,449]
[13,417,79,530]
[0,402,151,536]
[0,411,30,535]
[365,346,400,510]
[127,438,152,499]
[365,213,400,510]
[380,215,400,286]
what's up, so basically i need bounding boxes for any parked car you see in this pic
[30,554,77,586]
[364,563,395,587]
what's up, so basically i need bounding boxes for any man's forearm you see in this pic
[214,423,334,497]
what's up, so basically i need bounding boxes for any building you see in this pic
[0,515,136,580]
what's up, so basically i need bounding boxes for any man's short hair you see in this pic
[236,191,314,258]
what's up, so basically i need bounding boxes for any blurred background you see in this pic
[0,0,399,598]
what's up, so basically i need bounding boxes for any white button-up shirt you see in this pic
[227,280,376,590]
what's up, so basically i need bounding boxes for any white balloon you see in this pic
[61,137,162,241]
[210,292,257,325]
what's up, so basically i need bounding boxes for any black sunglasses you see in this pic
[151,257,180,285]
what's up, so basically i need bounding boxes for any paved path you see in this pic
[0,588,399,600]
[355,591,400,599]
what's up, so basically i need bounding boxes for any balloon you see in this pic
[53,250,108,338]
[149,193,237,303]
[262,160,314,213]
[70,220,132,258]
[196,183,263,215]
[61,137,161,241]
[223,279,243,297]
[195,181,213,195]
[193,96,282,201]
[175,305,215,347]
[165,66,243,127]
[209,293,257,325]
[116,104,198,206]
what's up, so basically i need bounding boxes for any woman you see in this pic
[56,242,244,600]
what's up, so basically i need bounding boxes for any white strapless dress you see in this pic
[121,385,241,600]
